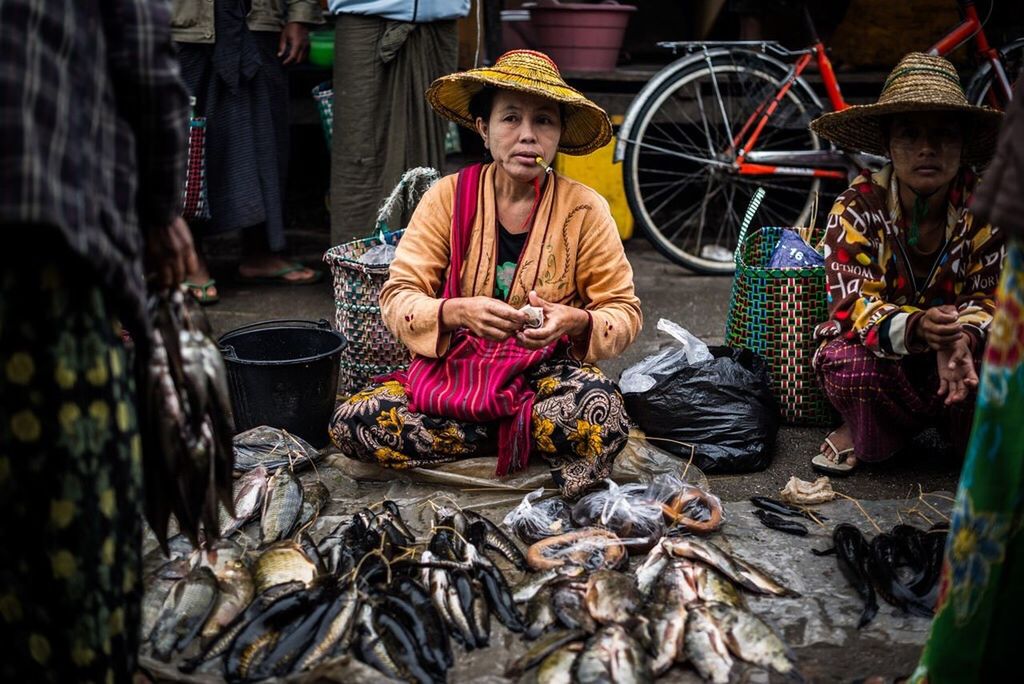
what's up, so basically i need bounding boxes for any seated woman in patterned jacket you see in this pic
[807,53,1004,474]
[329,51,642,497]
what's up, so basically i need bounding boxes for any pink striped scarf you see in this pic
[402,163,560,475]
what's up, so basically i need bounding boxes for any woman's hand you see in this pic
[936,333,978,406]
[146,216,199,289]
[442,297,527,341]
[278,22,310,65]
[517,291,589,350]
[916,305,962,351]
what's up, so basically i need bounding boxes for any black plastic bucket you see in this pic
[218,319,346,448]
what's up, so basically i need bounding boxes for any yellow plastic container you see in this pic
[553,116,633,240]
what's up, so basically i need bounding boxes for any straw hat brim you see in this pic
[810,100,1003,166]
[426,70,613,156]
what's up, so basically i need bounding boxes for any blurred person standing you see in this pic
[173,0,325,304]
[328,0,469,245]
[0,0,195,680]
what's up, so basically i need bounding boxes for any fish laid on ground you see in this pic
[815,523,878,628]
[260,466,303,544]
[706,602,794,675]
[294,588,360,672]
[584,570,640,625]
[221,464,268,537]
[254,541,318,593]
[505,629,587,677]
[201,560,255,639]
[149,565,219,661]
[513,564,586,604]
[142,558,191,637]
[573,624,653,684]
[643,563,692,675]
[225,587,319,680]
[868,533,934,617]
[296,480,330,532]
[753,509,810,536]
[525,583,559,639]
[685,605,734,684]
[750,496,826,521]
[552,582,596,633]
[693,564,746,609]
[634,539,668,597]
[663,537,799,598]
[478,563,525,632]
[537,642,584,684]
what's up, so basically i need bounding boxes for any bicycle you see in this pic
[615,0,1023,274]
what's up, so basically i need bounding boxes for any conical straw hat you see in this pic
[810,52,1002,166]
[426,50,612,156]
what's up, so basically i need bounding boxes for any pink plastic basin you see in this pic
[529,0,637,72]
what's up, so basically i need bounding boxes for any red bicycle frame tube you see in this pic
[733,43,848,180]
[929,0,1012,106]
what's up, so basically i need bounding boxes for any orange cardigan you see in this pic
[380,164,642,364]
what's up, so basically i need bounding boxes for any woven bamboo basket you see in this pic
[323,168,440,393]
[725,189,834,426]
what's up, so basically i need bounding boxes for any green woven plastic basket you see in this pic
[725,189,834,426]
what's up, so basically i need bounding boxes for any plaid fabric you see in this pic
[181,114,210,220]
[815,337,976,461]
[0,0,189,330]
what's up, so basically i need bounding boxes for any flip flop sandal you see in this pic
[237,263,323,286]
[183,279,220,305]
[811,435,856,476]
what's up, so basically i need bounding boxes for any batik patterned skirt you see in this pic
[0,260,143,683]
[330,358,631,498]
[911,237,1024,683]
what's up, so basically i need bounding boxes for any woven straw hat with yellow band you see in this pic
[810,52,1002,167]
[426,50,612,156]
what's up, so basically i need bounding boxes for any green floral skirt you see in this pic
[0,260,143,683]
[912,237,1024,683]
[330,358,632,498]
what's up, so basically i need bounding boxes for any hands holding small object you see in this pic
[442,290,588,347]
[910,305,977,405]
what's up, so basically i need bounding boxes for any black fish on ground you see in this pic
[478,563,526,632]
[825,524,878,629]
[251,598,334,678]
[293,588,360,673]
[373,608,443,684]
[867,534,934,617]
[224,586,321,682]
[750,496,827,521]
[753,509,809,536]
[379,592,449,675]
[465,509,529,570]
[392,576,453,668]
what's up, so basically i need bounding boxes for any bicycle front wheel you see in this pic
[622,52,824,274]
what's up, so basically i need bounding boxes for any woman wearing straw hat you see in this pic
[808,53,1005,474]
[329,50,641,497]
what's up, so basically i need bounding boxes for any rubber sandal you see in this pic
[812,436,856,475]
[183,279,220,305]
[237,263,323,286]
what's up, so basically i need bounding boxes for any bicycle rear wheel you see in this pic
[622,51,825,274]
[967,38,1024,109]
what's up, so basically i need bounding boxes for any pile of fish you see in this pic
[141,489,531,682]
[507,534,800,683]
[814,522,947,628]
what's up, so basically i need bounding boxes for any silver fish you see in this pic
[148,565,219,661]
[634,539,668,596]
[584,570,640,625]
[537,642,583,684]
[573,625,652,684]
[296,480,330,533]
[513,564,586,603]
[220,465,268,537]
[706,602,795,675]
[505,629,587,678]
[260,467,303,545]
[663,537,798,597]
[645,564,693,675]
[200,560,254,639]
[694,564,747,608]
[294,588,360,672]
[685,606,734,684]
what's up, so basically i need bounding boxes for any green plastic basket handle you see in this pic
[735,187,766,265]
[374,167,441,243]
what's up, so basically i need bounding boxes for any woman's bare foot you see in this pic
[812,423,858,474]
[238,254,318,283]
[183,260,218,303]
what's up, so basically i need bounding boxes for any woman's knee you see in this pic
[816,339,897,402]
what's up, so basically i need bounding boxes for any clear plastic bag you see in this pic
[232,426,320,473]
[619,319,712,393]
[571,480,665,542]
[358,243,397,266]
[611,433,709,491]
[502,487,574,544]
[660,480,725,535]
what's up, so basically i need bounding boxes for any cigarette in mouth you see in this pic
[535,156,553,173]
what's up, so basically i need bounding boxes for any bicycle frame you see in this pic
[733,41,849,181]
[928,0,1012,106]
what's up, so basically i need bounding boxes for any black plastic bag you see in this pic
[622,346,778,473]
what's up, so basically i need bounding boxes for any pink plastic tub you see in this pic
[529,0,637,72]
